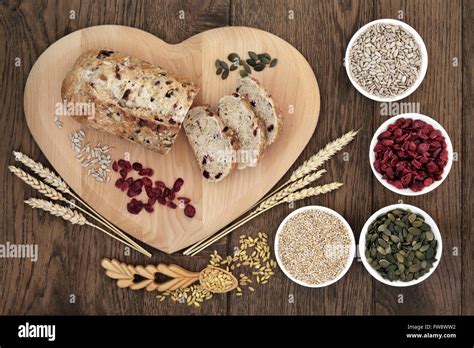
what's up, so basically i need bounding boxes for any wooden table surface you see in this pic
[0,0,472,315]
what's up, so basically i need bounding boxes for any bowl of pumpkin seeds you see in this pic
[359,204,442,287]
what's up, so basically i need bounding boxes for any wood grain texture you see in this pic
[0,0,470,315]
[462,0,473,315]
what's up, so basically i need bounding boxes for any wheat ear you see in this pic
[9,165,148,255]
[258,129,358,204]
[24,198,135,248]
[12,152,150,257]
[187,182,343,256]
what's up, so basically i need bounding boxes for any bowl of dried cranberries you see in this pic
[370,114,453,195]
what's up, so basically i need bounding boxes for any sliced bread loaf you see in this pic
[184,105,239,182]
[236,77,281,145]
[217,93,267,169]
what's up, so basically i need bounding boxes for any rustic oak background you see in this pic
[0,0,471,315]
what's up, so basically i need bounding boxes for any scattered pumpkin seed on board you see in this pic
[156,232,277,307]
[364,209,438,282]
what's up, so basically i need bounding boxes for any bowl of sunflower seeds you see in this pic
[345,19,428,102]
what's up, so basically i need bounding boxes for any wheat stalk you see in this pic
[258,129,358,204]
[25,198,136,248]
[12,151,150,257]
[9,165,148,254]
[13,151,69,193]
[9,166,64,201]
[254,169,326,213]
[184,169,326,256]
[186,182,343,256]
[25,198,86,224]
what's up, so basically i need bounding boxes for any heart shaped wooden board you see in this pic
[24,25,320,254]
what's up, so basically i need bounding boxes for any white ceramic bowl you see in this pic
[345,19,428,102]
[359,204,442,287]
[369,113,453,196]
[274,206,356,288]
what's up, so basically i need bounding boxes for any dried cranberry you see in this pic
[417,143,429,153]
[145,186,155,198]
[152,187,162,197]
[118,159,127,168]
[162,188,170,198]
[127,188,141,197]
[124,161,132,172]
[168,190,176,200]
[173,178,184,191]
[142,177,152,187]
[148,197,157,205]
[112,161,119,172]
[132,162,143,171]
[132,179,143,191]
[139,168,154,176]
[120,182,129,192]
[178,197,191,204]
[378,131,392,140]
[126,177,133,186]
[184,204,196,218]
[167,201,177,209]
[423,178,434,186]
[157,197,166,205]
[119,169,127,178]
[439,149,448,162]
[155,181,166,189]
[127,199,143,214]
[115,178,124,188]
[144,204,154,213]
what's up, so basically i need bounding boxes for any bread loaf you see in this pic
[183,106,239,182]
[61,49,199,154]
[217,93,266,169]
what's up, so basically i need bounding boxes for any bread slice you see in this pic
[184,106,239,182]
[236,77,282,145]
[217,93,267,169]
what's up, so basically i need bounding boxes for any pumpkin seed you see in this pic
[260,56,271,64]
[425,231,434,241]
[243,62,251,73]
[221,69,229,80]
[248,51,259,61]
[254,63,265,71]
[227,53,240,63]
[215,59,222,69]
[216,67,223,75]
[409,264,421,273]
[270,58,278,67]
[408,227,421,235]
[246,59,256,67]
[390,235,400,243]
[220,61,229,70]
[426,247,435,259]
[239,69,248,77]
[378,238,389,248]
[258,53,271,61]
[365,208,438,282]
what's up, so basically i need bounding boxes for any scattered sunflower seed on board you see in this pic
[348,23,422,98]
[69,128,113,183]
[364,209,438,282]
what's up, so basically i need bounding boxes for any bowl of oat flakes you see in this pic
[274,206,356,288]
[345,19,428,102]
